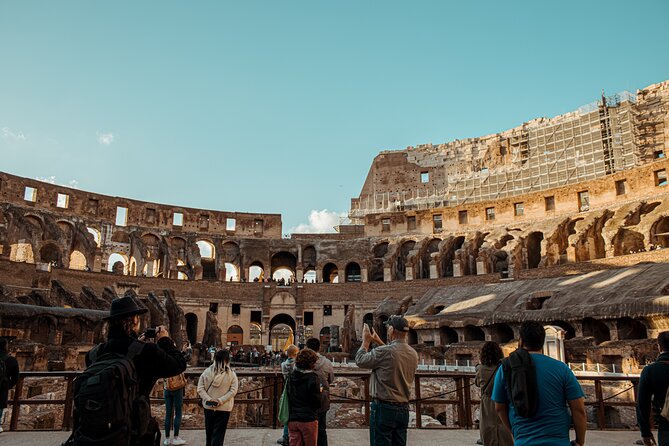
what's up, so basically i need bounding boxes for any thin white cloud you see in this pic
[290,209,349,234]
[35,176,80,189]
[36,175,56,184]
[97,132,114,146]
[2,127,26,141]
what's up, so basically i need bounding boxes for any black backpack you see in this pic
[502,348,538,418]
[72,341,149,446]
[0,353,7,389]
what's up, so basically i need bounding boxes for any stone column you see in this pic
[337,269,345,283]
[452,261,462,277]
[429,261,439,279]
[405,266,414,281]
[383,267,392,281]
[296,267,304,283]
[361,267,368,282]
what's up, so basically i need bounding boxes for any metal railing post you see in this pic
[9,375,24,431]
[414,375,422,428]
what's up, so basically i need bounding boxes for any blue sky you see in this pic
[1,1,668,234]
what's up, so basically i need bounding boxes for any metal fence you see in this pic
[3,370,640,432]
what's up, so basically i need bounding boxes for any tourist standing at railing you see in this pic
[636,331,669,446]
[493,321,586,446]
[0,338,19,434]
[305,338,334,446]
[287,349,322,446]
[197,349,239,446]
[277,344,299,446]
[355,316,418,446]
[475,341,512,446]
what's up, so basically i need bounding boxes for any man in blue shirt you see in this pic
[636,331,669,446]
[492,321,587,446]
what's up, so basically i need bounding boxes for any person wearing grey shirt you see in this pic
[355,315,418,446]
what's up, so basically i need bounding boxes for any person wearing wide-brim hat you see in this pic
[79,297,188,446]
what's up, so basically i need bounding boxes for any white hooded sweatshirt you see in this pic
[197,364,239,412]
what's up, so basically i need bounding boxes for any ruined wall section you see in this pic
[351,80,669,222]
[0,171,282,238]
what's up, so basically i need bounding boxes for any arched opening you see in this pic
[439,326,458,345]
[269,313,296,352]
[322,263,339,283]
[526,232,544,269]
[69,250,87,270]
[86,227,101,247]
[345,262,362,282]
[550,320,575,339]
[226,325,244,346]
[225,263,239,282]
[176,259,188,281]
[249,323,262,345]
[442,236,465,277]
[612,229,645,256]
[249,261,265,282]
[369,242,389,282]
[271,251,297,280]
[107,253,128,274]
[319,326,331,349]
[421,239,441,279]
[650,217,669,248]
[303,268,316,283]
[463,325,485,342]
[489,323,514,343]
[303,245,317,269]
[196,240,217,280]
[185,313,198,345]
[408,329,418,345]
[582,318,611,345]
[616,317,647,340]
[40,243,62,267]
[395,240,416,281]
[272,269,294,284]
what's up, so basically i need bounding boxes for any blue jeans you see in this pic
[369,400,409,446]
[164,388,184,437]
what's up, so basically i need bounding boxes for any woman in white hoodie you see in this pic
[197,349,239,446]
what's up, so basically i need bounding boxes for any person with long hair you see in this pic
[287,349,322,446]
[197,349,239,446]
[476,341,512,446]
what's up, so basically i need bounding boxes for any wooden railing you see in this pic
[4,370,640,432]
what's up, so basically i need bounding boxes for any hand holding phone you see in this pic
[206,400,220,408]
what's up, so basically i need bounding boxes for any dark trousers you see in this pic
[204,409,231,446]
[660,429,669,446]
[369,401,409,446]
[317,411,328,446]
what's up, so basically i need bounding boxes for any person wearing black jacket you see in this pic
[287,349,322,446]
[0,337,20,434]
[79,297,187,446]
[637,331,669,446]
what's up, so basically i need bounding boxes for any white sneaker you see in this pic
[0,426,4,433]
[163,437,172,446]
[172,437,186,445]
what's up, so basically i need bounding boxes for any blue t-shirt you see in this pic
[491,353,584,446]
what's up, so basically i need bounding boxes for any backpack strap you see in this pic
[88,344,102,363]
[481,363,501,395]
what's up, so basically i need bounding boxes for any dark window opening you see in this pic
[304,311,314,326]
[232,303,241,315]
[323,305,332,316]
[615,180,627,196]
[420,172,429,183]
[655,169,668,187]
[459,210,468,224]
[407,216,416,231]
[578,191,590,212]
[486,207,495,221]
[344,304,349,315]
[381,218,390,232]
[250,310,262,324]
[209,302,219,313]
[433,214,442,232]
[545,196,555,211]
[514,202,524,217]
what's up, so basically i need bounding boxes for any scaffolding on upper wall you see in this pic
[349,89,665,220]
